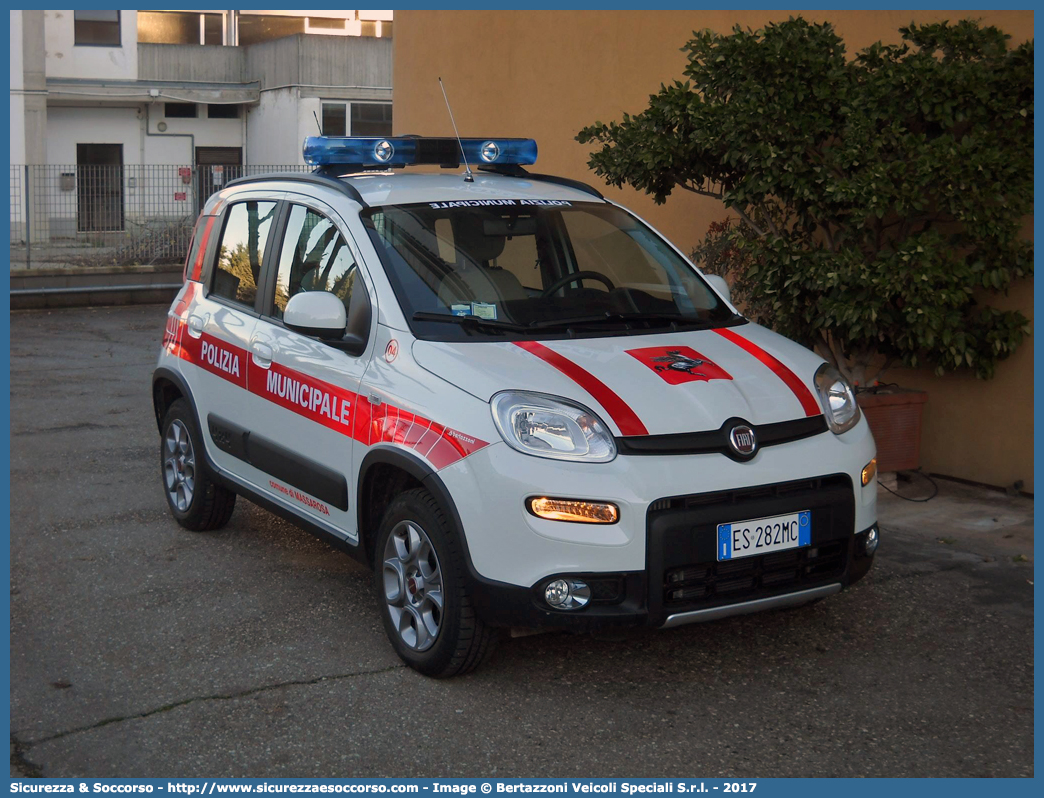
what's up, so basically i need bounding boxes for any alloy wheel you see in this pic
[163,419,196,512]
[382,520,444,651]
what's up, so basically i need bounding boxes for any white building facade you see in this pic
[13,9,393,168]
[10,10,392,256]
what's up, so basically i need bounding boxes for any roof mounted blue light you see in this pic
[302,136,538,171]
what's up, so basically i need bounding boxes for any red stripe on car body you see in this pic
[248,358,354,436]
[166,323,488,468]
[169,282,199,323]
[190,216,217,282]
[512,340,649,436]
[712,328,821,417]
[179,327,248,390]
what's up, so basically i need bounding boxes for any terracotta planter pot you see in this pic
[857,388,928,473]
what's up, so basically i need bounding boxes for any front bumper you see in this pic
[444,416,878,631]
[466,476,878,631]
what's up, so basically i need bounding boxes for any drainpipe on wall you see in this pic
[144,102,197,216]
[144,102,195,167]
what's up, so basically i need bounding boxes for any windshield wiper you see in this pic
[413,311,530,334]
[528,312,712,330]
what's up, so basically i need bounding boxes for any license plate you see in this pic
[717,510,811,561]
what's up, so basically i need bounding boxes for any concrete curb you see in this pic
[10,264,182,309]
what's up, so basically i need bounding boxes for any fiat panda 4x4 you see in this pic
[153,136,879,677]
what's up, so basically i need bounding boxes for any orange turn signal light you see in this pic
[862,458,878,487]
[527,497,619,524]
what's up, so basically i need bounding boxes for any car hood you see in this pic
[411,323,826,437]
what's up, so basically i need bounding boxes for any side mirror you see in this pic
[284,291,347,340]
[705,274,732,304]
[283,284,372,357]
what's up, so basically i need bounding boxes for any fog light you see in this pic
[527,497,619,524]
[865,525,880,555]
[543,578,591,610]
[862,457,877,487]
[545,579,571,606]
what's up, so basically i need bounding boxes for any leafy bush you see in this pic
[577,18,1033,382]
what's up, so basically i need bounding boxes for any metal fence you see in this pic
[10,164,309,269]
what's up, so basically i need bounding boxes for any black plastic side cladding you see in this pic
[207,414,350,512]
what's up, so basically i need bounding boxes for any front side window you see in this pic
[74,11,121,47]
[272,205,358,320]
[364,201,739,342]
[210,201,277,308]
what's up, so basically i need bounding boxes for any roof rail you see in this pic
[224,171,368,208]
[476,165,604,200]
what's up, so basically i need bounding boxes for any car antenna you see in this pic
[312,111,322,134]
[439,77,473,183]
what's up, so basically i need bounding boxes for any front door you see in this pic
[195,146,243,214]
[76,143,124,232]
[247,198,375,542]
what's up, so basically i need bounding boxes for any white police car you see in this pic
[153,136,878,677]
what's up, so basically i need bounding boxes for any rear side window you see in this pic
[182,214,215,282]
[272,205,358,320]
[210,201,277,308]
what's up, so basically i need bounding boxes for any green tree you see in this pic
[578,18,1033,382]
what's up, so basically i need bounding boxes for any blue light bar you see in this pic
[304,137,417,168]
[460,138,538,167]
[302,136,538,169]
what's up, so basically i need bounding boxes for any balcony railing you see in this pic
[138,43,247,84]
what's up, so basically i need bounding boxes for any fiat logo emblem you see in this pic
[729,424,757,457]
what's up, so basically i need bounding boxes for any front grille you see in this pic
[657,474,850,512]
[646,474,855,620]
[617,415,828,460]
[663,540,847,607]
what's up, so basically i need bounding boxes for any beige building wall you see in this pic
[394,10,1034,491]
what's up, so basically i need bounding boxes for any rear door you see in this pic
[245,197,377,542]
[185,192,281,483]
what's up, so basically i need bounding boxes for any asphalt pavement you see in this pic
[8,305,1034,778]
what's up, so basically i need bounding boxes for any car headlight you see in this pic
[814,364,861,434]
[491,391,617,462]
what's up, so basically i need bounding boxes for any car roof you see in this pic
[222,170,605,210]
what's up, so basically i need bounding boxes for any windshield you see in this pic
[362,200,742,341]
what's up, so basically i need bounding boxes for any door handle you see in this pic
[251,340,273,367]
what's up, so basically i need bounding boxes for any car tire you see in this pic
[374,487,498,677]
[160,398,236,532]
